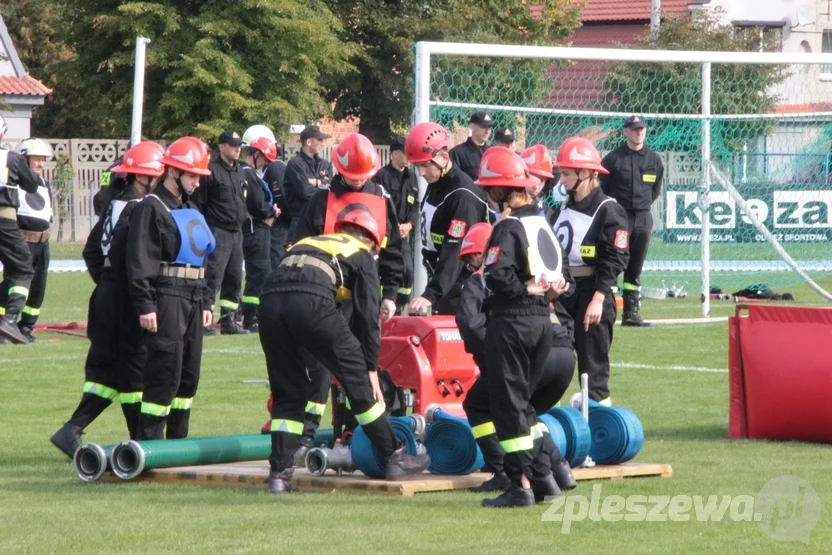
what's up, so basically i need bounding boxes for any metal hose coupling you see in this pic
[74,443,112,482]
[305,443,355,477]
[110,440,147,480]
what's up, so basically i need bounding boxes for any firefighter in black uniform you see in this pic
[456,222,576,495]
[258,210,430,493]
[263,155,289,266]
[127,137,216,440]
[192,130,248,335]
[551,137,630,406]
[50,141,166,457]
[600,115,663,327]
[282,125,332,241]
[521,144,557,218]
[405,122,491,315]
[476,146,568,508]
[291,132,402,460]
[92,157,128,217]
[243,125,290,267]
[373,137,420,313]
[491,127,517,151]
[241,136,280,332]
[0,116,41,344]
[6,139,53,342]
[449,111,495,182]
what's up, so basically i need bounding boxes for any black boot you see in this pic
[268,468,296,494]
[203,322,220,336]
[482,484,535,508]
[470,471,511,492]
[137,413,166,441]
[242,305,259,332]
[545,434,577,491]
[532,472,562,502]
[0,316,29,344]
[622,291,652,327]
[18,324,37,343]
[385,445,431,480]
[292,442,311,467]
[50,423,83,458]
[220,308,250,335]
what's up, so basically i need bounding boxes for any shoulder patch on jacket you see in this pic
[448,219,467,238]
[485,246,500,265]
[615,229,629,249]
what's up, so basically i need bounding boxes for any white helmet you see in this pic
[242,124,276,146]
[18,138,53,159]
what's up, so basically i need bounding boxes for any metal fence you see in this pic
[1,139,393,242]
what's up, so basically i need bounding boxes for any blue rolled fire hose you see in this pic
[425,420,484,475]
[588,404,644,465]
[536,414,568,457]
[351,416,419,479]
[424,408,484,475]
[548,407,592,467]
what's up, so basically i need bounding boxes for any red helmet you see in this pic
[331,133,379,180]
[161,137,212,176]
[111,142,165,177]
[458,222,492,259]
[248,136,278,162]
[475,147,537,189]
[554,137,609,175]
[404,122,454,164]
[334,209,383,247]
[521,144,555,179]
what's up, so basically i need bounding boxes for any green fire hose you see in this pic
[83,429,336,482]
[74,443,115,482]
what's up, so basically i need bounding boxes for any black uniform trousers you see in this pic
[138,278,204,441]
[0,217,34,317]
[70,275,147,438]
[259,291,396,473]
[301,299,354,441]
[269,220,290,268]
[205,227,243,312]
[19,240,49,327]
[465,346,575,473]
[397,239,414,310]
[623,210,653,291]
[485,313,552,486]
[241,225,271,321]
[560,281,617,403]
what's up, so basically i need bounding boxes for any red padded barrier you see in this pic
[729,304,832,442]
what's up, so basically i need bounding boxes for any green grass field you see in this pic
[2,272,831,554]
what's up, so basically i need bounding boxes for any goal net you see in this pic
[414,42,832,314]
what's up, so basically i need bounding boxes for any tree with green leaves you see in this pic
[323,0,583,143]
[604,9,787,158]
[38,0,354,140]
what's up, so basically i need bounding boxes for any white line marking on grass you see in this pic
[612,362,727,374]
[203,348,264,355]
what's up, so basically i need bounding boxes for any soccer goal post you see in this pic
[412,41,832,316]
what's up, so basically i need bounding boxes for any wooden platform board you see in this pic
[101,461,672,496]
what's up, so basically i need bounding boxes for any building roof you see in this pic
[581,0,696,22]
[0,16,51,98]
[0,74,51,96]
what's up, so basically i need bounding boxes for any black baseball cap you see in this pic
[493,127,515,144]
[624,115,647,130]
[300,125,332,142]
[390,137,406,152]
[469,111,495,127]
[218,130,243,146]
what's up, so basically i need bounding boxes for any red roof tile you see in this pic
[531,1,694,22]
[566,25,646,47]
[0,74,51,97]
[582,0,693,22]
